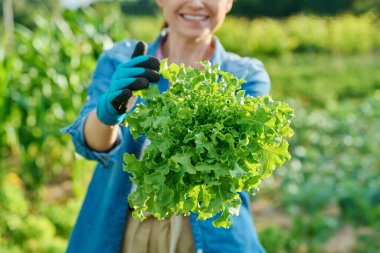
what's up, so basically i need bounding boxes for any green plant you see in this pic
[217,13,380,56]
[124,60,294,228]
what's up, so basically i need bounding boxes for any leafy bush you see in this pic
[0,173,67,253]
[0,10,110,190]
[266,53,380,108]
[217,13,379,56]
[281,91,380,225]
[256,92,380,252]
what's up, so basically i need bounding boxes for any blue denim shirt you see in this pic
[62,31,270,253]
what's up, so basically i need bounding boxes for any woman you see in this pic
[63,0,270,252]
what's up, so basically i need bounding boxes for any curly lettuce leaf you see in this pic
[124,59,294,228]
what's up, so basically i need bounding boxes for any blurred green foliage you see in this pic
[216,12,380,56]
[0,4,379,252]
[118,0,380,17]
[267,54,380,107]
[0,171,81,252]
[1,9,105,192]
[285,93,380,225]
[231,0,380,17]
[0,0,60,29]
[259,92,380,252]
[1,0,380,24]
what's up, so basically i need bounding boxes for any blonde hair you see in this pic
[162,21,169,30]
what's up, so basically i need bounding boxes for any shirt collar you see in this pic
[210,36,227,67]
[147,29,169,57]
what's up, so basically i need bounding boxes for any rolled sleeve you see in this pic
[60,116,122,168]
[61,50,123,168]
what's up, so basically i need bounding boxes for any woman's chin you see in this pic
[176,28,212,41]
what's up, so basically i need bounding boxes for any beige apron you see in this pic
[121,212,195,253]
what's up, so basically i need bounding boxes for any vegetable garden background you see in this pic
[1,1,379,252]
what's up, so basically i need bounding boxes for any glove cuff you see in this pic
[96,95,126,125]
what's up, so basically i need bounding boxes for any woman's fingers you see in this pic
[110,77,150,92]
[119,55,160,71]
[131,41,148,58]
[114,67,160,83]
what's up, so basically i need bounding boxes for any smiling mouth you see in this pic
[180,14,209,21]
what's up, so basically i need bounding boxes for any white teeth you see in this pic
[182,15,207,21]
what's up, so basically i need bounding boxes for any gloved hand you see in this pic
[97,41,160,125]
